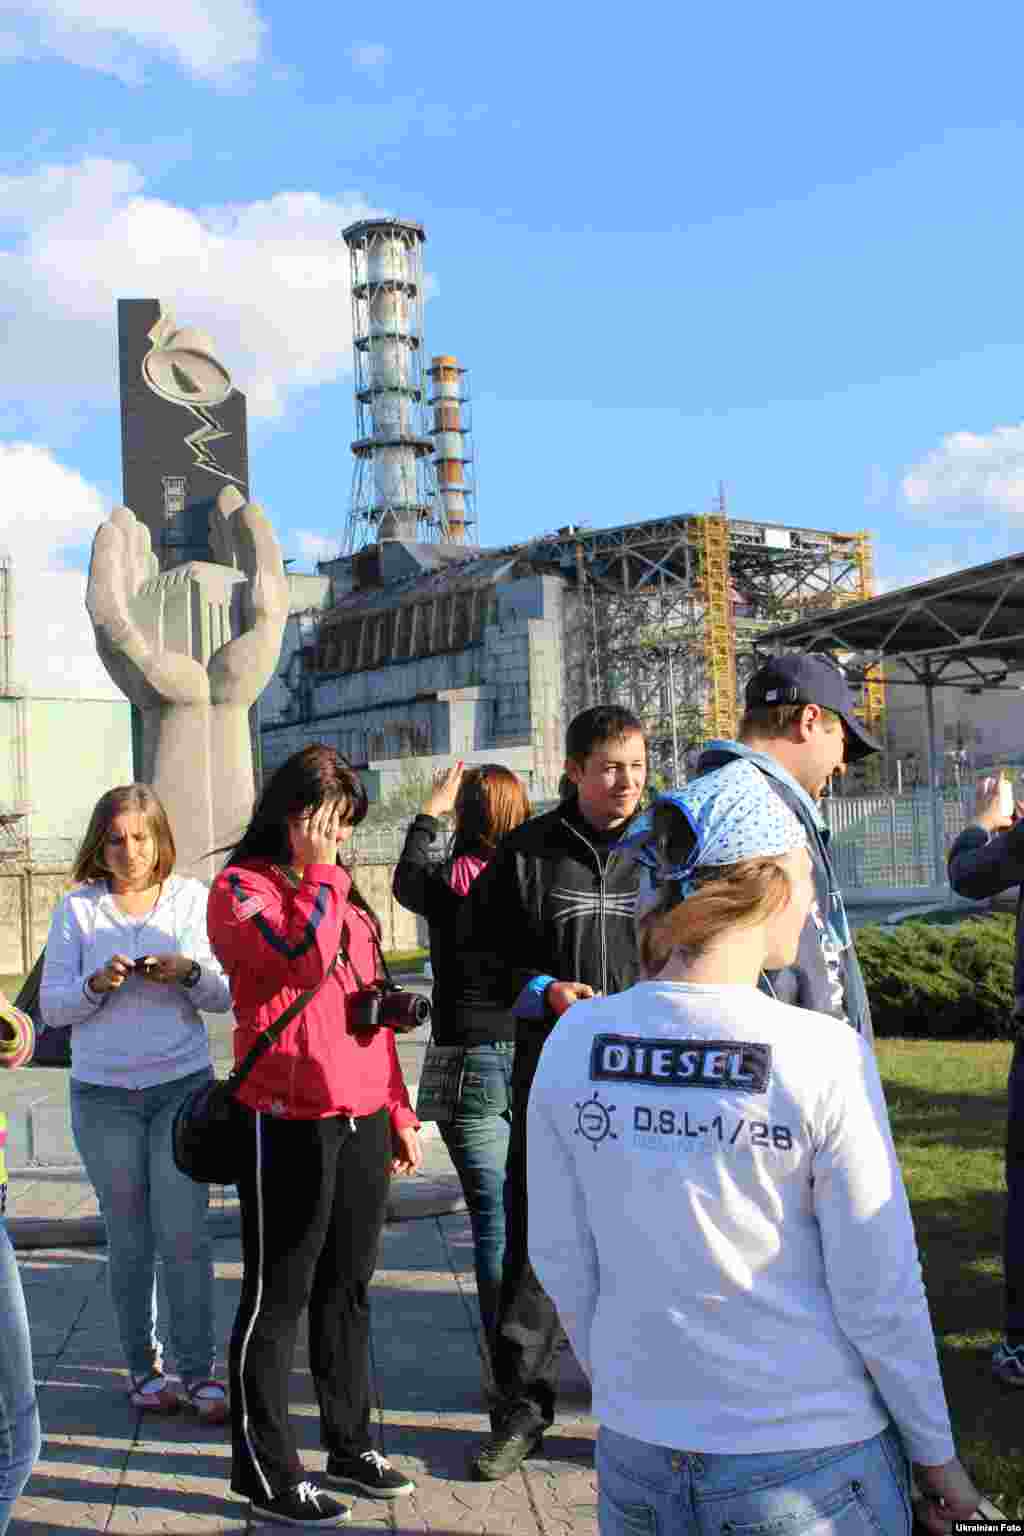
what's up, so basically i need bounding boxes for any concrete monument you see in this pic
[89,304,289,878]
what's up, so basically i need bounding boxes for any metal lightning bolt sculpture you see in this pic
[141,306,243,485]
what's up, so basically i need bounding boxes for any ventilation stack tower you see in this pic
[427,355,475,544]
[342,218,439,552]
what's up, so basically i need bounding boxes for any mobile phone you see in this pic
[999,778,1015,818]
[133,956,158,972]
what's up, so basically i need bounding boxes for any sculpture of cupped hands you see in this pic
[86,487,290,878]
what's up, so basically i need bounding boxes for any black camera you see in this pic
[350,986,432,1037]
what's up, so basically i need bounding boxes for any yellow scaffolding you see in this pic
[698,513,738,740]
[853,531,885,739]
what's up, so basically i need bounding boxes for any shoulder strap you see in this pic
[228,950,339,1091]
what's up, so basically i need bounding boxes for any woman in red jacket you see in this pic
[208,744,421,1531]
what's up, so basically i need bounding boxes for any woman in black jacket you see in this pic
[392,762,530,1346]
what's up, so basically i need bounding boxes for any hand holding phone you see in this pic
[976,774,1017,832]
[998,776,1014,819]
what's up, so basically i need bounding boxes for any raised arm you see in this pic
[948,776,1024,900]
[392,816,454,923]
[393,765,464,921]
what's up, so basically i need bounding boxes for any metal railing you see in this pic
[821,790,972,890]
[351,794,977,892]
[347,826,423,864]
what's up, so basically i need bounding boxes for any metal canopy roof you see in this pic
[755,551,1024,690]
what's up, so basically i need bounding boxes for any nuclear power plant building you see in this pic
[260,216,883,799]
[260,510,882,801]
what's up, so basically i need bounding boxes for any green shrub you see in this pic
[856,914,1017,1039]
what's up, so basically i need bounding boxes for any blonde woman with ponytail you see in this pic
[527,760,979,1536]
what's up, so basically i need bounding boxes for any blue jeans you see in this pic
[70,1070,216,1386]
[440,1042,513,1345]
[596,1424,912,1536]
[0,1219,40,1534]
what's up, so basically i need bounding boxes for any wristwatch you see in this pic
[181,961,202,989]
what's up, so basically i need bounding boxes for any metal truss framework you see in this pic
[532,505,877,784]
[753,553,1024,862]
[752,554,1024,691]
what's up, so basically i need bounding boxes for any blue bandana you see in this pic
[617,760,806,913]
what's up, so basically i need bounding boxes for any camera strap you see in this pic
[338,917,398,994]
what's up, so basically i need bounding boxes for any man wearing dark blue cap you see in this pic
[695,651,882,1041]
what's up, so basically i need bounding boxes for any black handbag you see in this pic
[18,951,72,1068]
[172,954,338,1185]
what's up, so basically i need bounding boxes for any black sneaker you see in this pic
[472,1407,545,1481]
[324,1449,415,1499]
[250,1480,351,1526]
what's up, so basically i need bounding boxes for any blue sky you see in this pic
[2,0,1024,688]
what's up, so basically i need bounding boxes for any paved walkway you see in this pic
[4,1001,599,1533]
[10,1209,597,1534]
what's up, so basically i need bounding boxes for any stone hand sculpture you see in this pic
[87,487,289,878]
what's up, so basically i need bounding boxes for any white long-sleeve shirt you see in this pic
[41,876,231,1088]
[527,980,955,1465]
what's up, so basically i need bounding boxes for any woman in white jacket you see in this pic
[41,785,232,1421]
[527,761,979,1536]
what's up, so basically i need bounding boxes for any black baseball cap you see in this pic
[745,652,882,763]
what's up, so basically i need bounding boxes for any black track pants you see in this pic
[229,1107,391,1501]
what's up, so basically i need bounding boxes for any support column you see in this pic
[924,667,946,886]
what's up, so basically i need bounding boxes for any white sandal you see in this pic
[183,1378,229,1425]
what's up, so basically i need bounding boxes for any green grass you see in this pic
[382,948,428,974]
[878,1039,1022,1510]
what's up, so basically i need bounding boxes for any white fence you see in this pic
[348,826,421,865]
[821,790,973,891]
[355,793,978,894]
[0,792,975,974]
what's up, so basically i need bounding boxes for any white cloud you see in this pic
[293,530,341,568]
[0,157,378,423]
[902,423,1024,527]
[0,0,267,83]
[0,442,120,695]
[347,41,391,73]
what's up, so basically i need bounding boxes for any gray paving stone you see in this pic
[7,1205,600,1533]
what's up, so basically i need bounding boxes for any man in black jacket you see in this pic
[948,773,1024,1388]
[458,705,647,1480]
